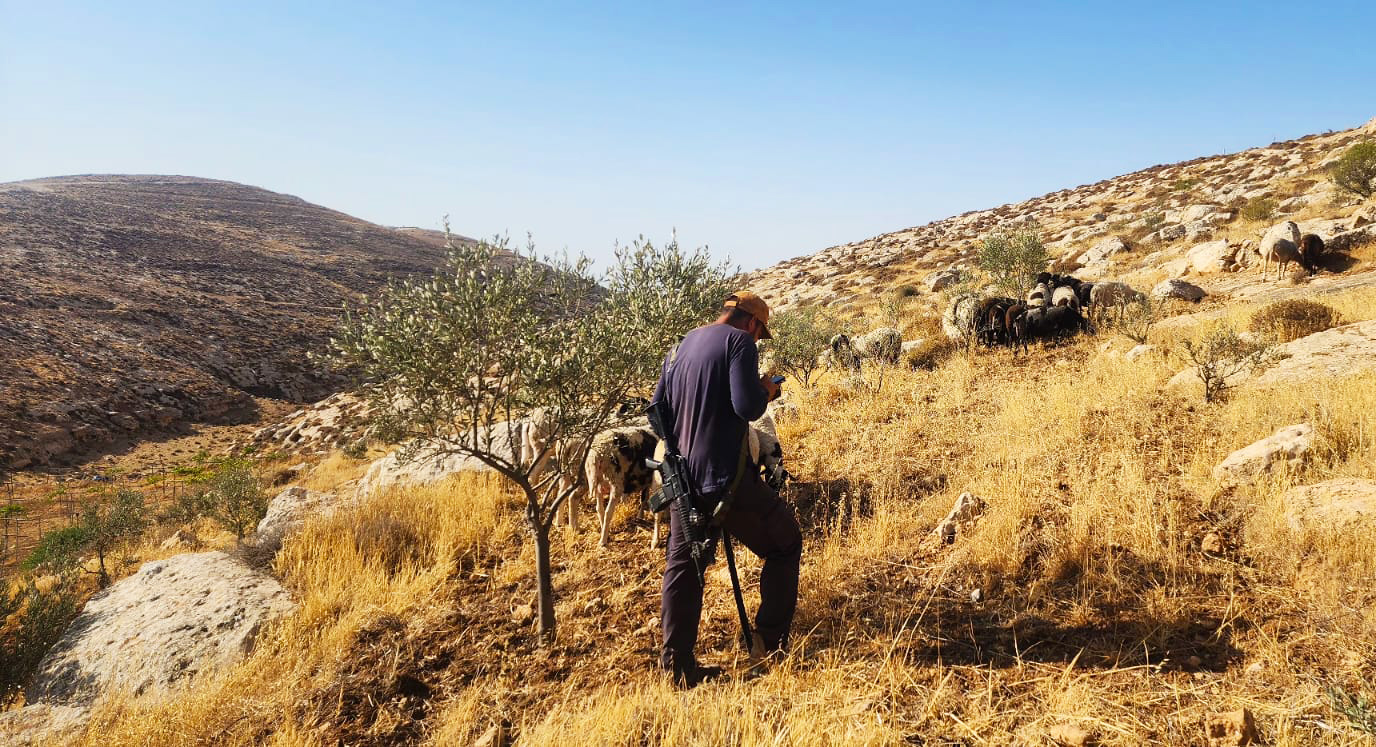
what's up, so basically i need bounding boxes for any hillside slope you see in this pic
[0,175,465,469]
[748,116,1376,311]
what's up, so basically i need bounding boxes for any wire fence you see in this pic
[0,464,200,574]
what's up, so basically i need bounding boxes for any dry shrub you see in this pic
[1248,299,1343,342]
[902,335,957,370]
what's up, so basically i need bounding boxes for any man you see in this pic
[650,291,803,686]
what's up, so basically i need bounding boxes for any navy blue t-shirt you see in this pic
[651,323,769,496]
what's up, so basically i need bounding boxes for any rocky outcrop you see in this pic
[0,704,91,747]
[1152,278,1207,302]
[1281,478,1376,532]
[27,551,295,706]
[1250,320,1376,386]
[358,430,518,497]
[243,391,374,455]
[1213,424,1313,487]
[1185,239,1233,274]
[254,486,349,553]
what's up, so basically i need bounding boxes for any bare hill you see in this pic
[0,175,466,469]
[748,116,1376,312]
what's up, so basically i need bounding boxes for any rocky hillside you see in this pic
[0,175,470,469]
[749,116,1376,311]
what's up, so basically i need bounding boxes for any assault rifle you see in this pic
[644,398,754,652]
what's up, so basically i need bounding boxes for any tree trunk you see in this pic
[530,514,556,643]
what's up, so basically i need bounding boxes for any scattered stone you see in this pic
[512,603,534,624]
[1200,532,1223,555]
[27,551,295,708]
[1212,424,1313,487]
[1125,344,1155,361]
[1280,478,1376,532]
[1351,202,1376,229]
[934,492,987,544]
[1245,661,1265,677]
[1203,708,1259,746]
[1152,278,1207,302]
[926,268,963,292]
[1046,722,1094,746]
[1078,236,1130,265]
[969,588,983,603]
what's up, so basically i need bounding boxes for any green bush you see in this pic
[22,525,91,571]
[1,574,82,704]
[761,307,840,389]
[204,461,268,541]
[1249,299,1343,343]
[1329,141,1376,199]
[977,224,1050,296]
[82,488,149,585]
[1181,323,1281,403]
[1239,196,1277,222]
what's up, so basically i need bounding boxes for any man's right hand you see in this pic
[760,374,781,402]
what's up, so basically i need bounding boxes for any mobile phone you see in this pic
[771,375,785,385]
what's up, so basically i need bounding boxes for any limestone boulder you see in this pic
[254,486,349,553]
[1325,224,1376,254]
[1251,320,1376,386]
[27,552,295,707]
[1152,278,1206,302]
[1213,424,1313,487]
[358,427,517,497]
[1077,236,1130,265]
[926,268,963,292]
[0,704,90,747]
[1281,478,1376,532]
[1185,239,1234,274]
[1350,202,1376,229]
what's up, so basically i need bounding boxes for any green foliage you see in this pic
[1180,323,1281,403]
[761,307,840,389]
[1142,211,1167,233]
[1240,195,1277,222]
[894,284,921,299]
[1328,682,1376,735]
[977,224,1050,296]
[80,488,149,585]
[1328,141,1376,199]
[22,525,91,571]
[204,461,267,540]
[1,573,82,704]
[325,228,736,641]
[1249,299,1343,343]
[1172,178,1198,192]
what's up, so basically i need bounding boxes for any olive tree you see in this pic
[761,307,839,388]
[977,224,1050,297]
[1329,141,1376,199]
[328,230,732,641]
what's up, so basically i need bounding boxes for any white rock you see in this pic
[1152,278,1207,302]
[1185,240,1233,274]
[0,704,90,747]
[1281,478,1376,532]
[254,486,348,553]
[1078,236,1130,265]
[926,268,963,292]
[27,552,295,707]
[1125,344,1155,361]
[1251,320,1376,386]
[1213,423,1313,487]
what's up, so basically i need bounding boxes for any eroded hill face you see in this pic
[0,175,463,469]
[748,117,1376,312]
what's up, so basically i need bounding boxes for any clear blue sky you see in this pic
[3,1,1373,271]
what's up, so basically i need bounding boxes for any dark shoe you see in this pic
[665,663,723,688]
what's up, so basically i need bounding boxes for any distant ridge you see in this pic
[0,175,464,468]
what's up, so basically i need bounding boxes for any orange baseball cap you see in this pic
[724,291,772,339]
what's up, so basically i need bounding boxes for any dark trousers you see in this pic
[660,468,802,672]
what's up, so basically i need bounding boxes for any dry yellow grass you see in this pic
[46,322,1376,745]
